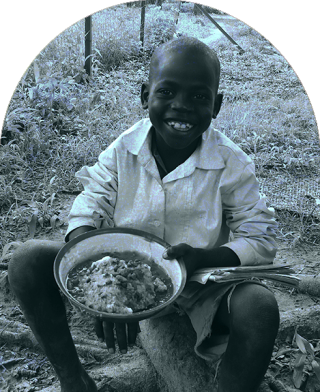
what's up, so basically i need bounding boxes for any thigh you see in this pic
[213,281,276,332]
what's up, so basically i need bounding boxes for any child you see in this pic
[8,37,279,392]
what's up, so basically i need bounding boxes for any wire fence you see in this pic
[81,0,230,76]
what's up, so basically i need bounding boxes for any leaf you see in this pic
[49,176,56,186]
[33,62,40,83]
[293,352,307,388]
[94,48,102,58]
[8,125,22,135]
[50,215,59,229]
[50,192,56,207]
[42,197,50,213]
[1,241,23,260]
[38,217,44,228]
[28,212,38,238]
[27,201,38,209]
[312,360,320,381]
[20,71,28,89]
[295,330,314,355]
[85,54,94,62]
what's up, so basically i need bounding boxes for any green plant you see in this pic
[292,329,320,389]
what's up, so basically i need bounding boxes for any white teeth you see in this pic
[167,121,193,130]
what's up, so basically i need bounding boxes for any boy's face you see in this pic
[141,49,222,151]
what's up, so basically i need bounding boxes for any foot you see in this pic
[60,370,97,392]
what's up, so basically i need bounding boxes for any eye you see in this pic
[158,89,173,96]
[194,93,209,100]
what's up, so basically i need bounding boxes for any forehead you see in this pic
[150,48,219,88]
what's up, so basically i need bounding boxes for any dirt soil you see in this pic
[1,193,320,392]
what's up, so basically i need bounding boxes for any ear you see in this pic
[141,82,150,109]
[212,93,223,119]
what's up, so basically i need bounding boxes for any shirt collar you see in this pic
[123,118,225,172]
[151,131,168,178]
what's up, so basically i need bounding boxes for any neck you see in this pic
[153,130,200,173]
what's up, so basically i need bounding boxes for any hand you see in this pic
[163,243,200,279]
[94,319,140,354]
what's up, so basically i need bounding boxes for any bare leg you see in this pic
[8,240,97,392]
[214,283,279,392]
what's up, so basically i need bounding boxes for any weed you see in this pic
[291,329,320,389]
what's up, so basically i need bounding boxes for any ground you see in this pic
[1,194,320,391]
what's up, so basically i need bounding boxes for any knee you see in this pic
[8,240,63,294]
[229,283,279,338]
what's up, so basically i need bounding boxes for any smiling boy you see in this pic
[144,39,222,163]
[9,37,279,392]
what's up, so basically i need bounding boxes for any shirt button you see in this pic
[153,220,161,227]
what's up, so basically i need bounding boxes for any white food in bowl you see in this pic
[67,255,169,314]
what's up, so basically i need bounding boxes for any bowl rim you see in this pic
[54,228,187,322]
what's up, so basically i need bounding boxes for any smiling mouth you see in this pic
[166,121,194,131]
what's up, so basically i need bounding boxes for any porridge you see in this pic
[67,253,171,314]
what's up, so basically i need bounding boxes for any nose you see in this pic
[171,94,192,112]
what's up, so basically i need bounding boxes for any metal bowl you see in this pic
[54,228,187,322]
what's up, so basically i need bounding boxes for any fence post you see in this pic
[174,0,182,25]
[85,15,92,76]
[140,1,146,48]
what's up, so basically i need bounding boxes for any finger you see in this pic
[163,243,190,259]
[115,323,128,353]
[127,322,139,346]
[102,321,115,353]
[94,319,104,342]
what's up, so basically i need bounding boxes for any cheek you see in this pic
[201,106,215,120]
[149,100,165,117]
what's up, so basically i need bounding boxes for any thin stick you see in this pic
[0,357,24,369]
[195,4,245,54]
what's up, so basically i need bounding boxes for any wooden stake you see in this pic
[140,1,146,48]
[85,15,92,76]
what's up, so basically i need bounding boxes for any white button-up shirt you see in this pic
[66,118,277,266]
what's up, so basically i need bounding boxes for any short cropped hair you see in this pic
[149,37,221,91]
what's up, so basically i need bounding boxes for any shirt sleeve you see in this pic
[65,147,118,240]
[221,162,278,266]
